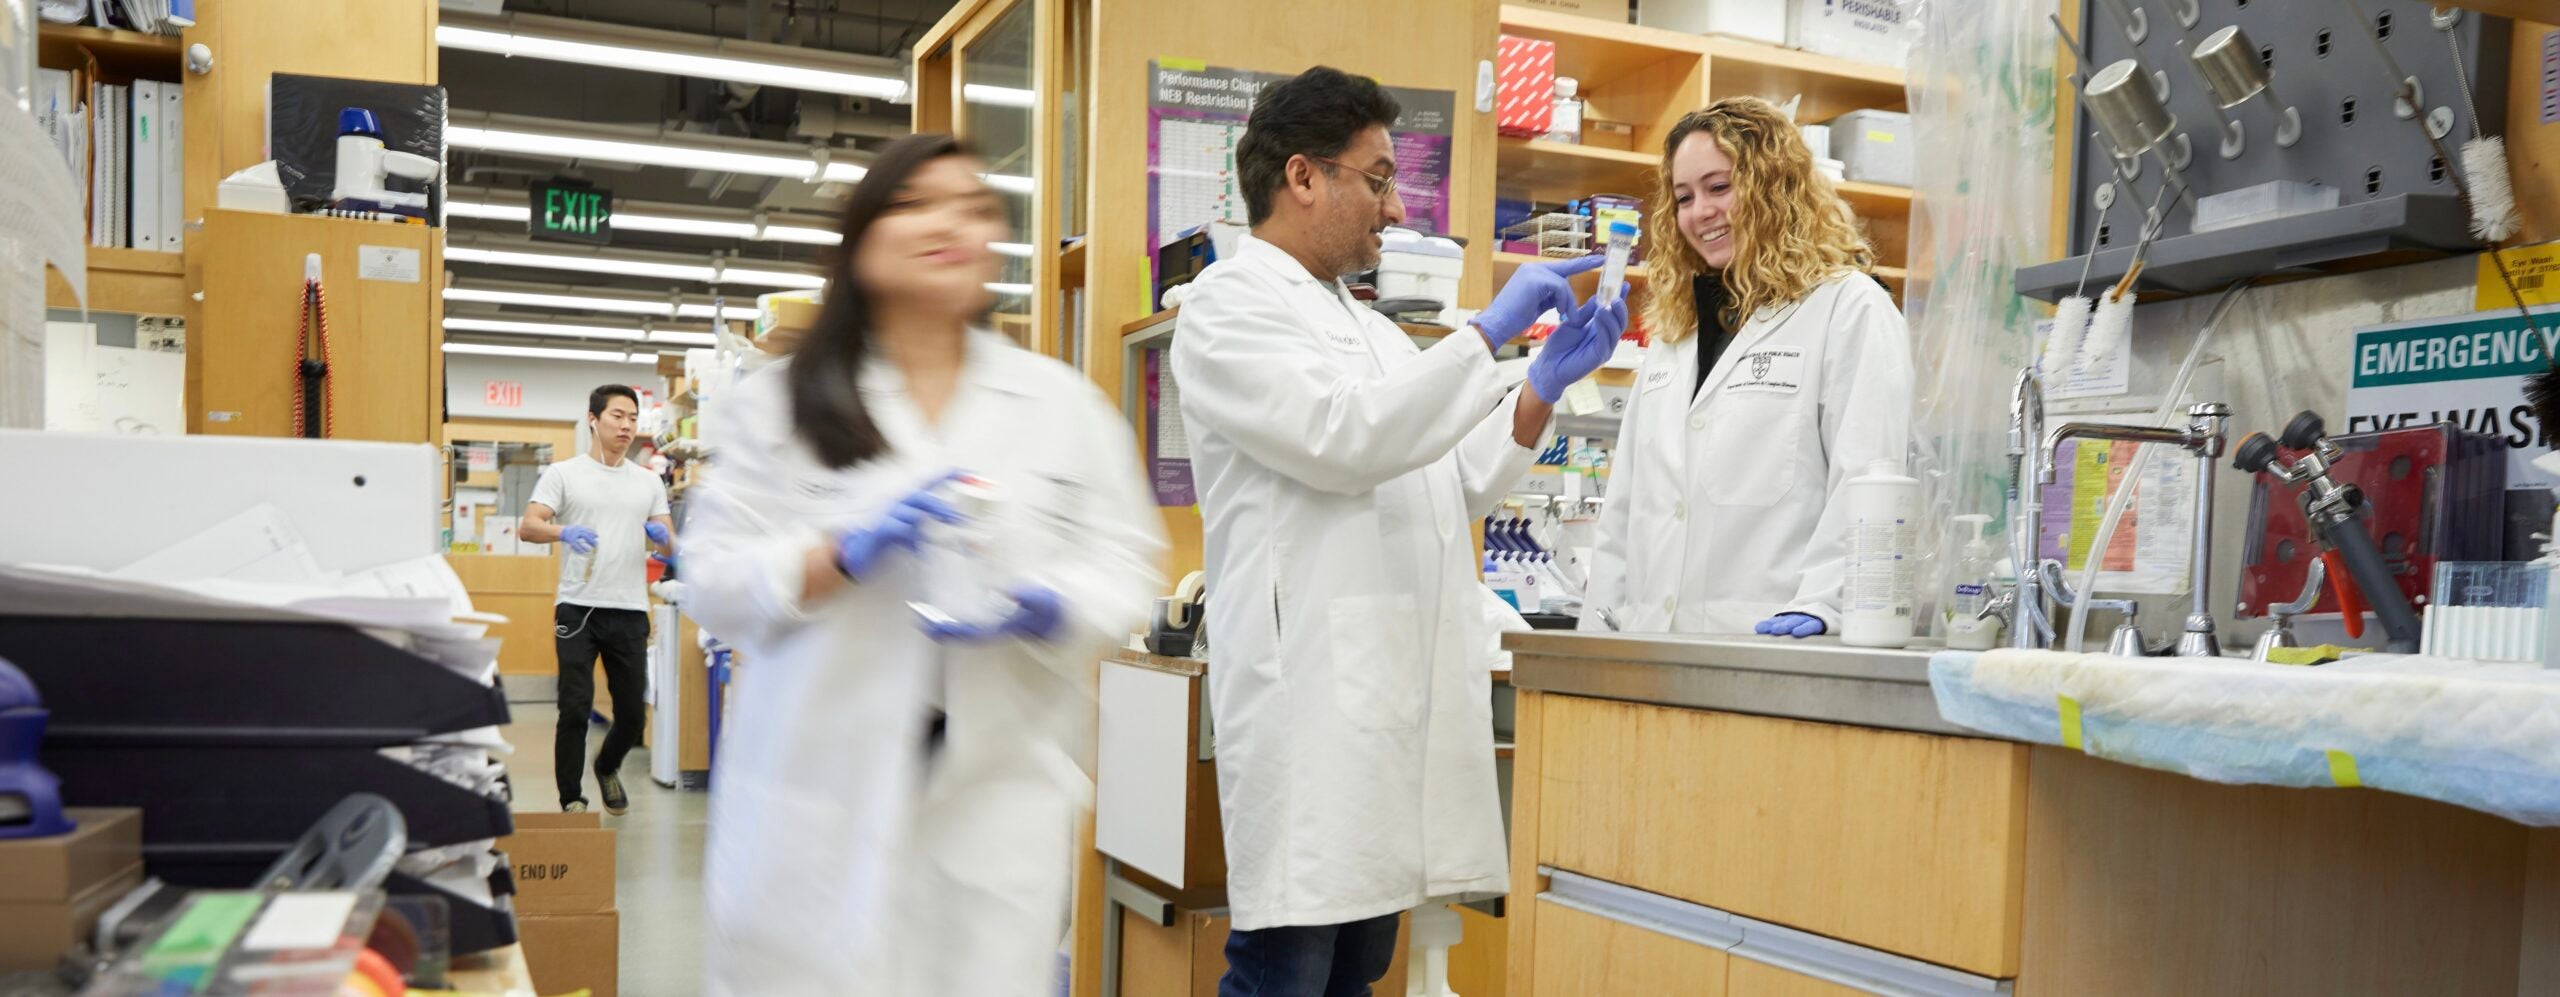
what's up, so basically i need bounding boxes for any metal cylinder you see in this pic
[2190,24,2272,109]
[2085,59,2177,156]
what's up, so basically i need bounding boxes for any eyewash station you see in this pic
[1498,2,2560,994]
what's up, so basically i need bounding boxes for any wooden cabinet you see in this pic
[191,210,441,442]
[2017,746,2558,997]
[1523,693,2030,977]
[1529,900,1727,997]
[447,553,562,677]
[1724,959,1864,997]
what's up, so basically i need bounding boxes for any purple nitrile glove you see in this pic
[1472,254,1607,349]
[1526,295,1631,403]
[558,525,599,554]
[644,521,671,545]
[1754,612,1827,639]
[833,474,966,582]
[921,584,1067,644]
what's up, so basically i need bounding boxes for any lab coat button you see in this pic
[1690,415,1707,431]
[1662,597,1677,614]
[1674,501,1687,521]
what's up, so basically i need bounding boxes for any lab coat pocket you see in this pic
[1700,405,1803,508]
[1327,594,1425,731]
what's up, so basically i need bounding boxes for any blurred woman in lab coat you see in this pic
[682,133,1165,996]
[1580,97,1914,637]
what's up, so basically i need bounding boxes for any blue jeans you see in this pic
[1218,912,1401,997]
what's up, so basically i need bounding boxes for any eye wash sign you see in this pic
[2346,306,2560,488]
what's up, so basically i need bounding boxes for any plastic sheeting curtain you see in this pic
[1901,0,2058,630]
[2,0,88,428]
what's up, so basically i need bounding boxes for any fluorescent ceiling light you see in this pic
[445,244,825,289]
[447,244,717,283]
[448,125,866,184]
[649,330,722,346]
[437,23,908,101]
[722,267,829,290]
[444,316,644,341]
[444,342,664,365]
[446,201,529,224]
[964,84,1036,109]
[987,283,1033,296]
[442,286,761,322]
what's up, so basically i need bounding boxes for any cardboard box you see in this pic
[0,808,142,902]
[1639,0,1788,44]
[1496,36,1557,139]
[0,865,143,971]
[1511,0,1628,21]
[518,910,618,997]
[1789,0,1911,69]
[495,811,616,916]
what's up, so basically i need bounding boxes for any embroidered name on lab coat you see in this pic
[1640,365,1677,394]
[1725,348,1805,394]
[1323,328,1368,353]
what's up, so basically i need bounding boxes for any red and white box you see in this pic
[1497,35,1557,138]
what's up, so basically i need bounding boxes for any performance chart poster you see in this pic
[1146,60,1455,284]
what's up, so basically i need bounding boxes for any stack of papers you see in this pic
[0,502,521,883]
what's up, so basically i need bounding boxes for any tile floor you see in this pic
[500,695,707,997]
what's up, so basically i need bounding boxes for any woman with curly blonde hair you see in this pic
[1577,96,1914,638]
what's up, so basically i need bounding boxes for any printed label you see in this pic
[1723,348,1805,394]
[357,245,421,283]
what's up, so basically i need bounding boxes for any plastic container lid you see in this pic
[1553,77,1579,97]
[1607,221,1638,237]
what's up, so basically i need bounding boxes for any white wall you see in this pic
[445,353,656,423]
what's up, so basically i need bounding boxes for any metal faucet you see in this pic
[2004,370,2053,649]
[2250,557,2327,662]
[2040,402,2232,657]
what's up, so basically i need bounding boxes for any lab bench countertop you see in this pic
[1498,630,1965,736]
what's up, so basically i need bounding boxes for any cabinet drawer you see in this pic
[1532,695,2029,976]
[1728,958,1865,997]
[1532,898,1728,996]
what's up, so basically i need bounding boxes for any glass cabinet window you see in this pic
[962,2,1035,329]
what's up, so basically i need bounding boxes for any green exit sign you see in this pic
[530,180,612,245]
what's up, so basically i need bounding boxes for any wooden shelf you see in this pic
[46,246,188,315]
[1835,180,1914,218]
[1497,139,1657,200]
[1498,6,1708,88]
[1703,36,1907,121]
[1874,265,1907,282]
[1494,250,1652,306]
[1059,240,1087,289]
[89,246,184,275]
[37,22,183,80]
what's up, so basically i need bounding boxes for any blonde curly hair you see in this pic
[1644,97,1873,343]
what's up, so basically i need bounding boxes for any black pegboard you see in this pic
[2026,0,2510,299]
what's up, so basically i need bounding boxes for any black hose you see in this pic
[2321,502,2422,653]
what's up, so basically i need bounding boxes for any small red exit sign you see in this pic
[485,381,524,408]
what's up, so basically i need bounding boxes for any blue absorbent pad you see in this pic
[1929,649,2560,826]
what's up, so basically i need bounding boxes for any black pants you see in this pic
[554,603,649,806]
[1219,912,1401,997]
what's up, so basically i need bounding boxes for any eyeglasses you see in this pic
[1310,156,1400,199]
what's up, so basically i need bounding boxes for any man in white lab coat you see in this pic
[1172,66,1626,996]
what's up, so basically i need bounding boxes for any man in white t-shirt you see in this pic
[523,384,674,814]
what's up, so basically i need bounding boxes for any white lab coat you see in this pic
[683,331,1165,996]
[1581,271,1912,634]
[1172,235,1529,931]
